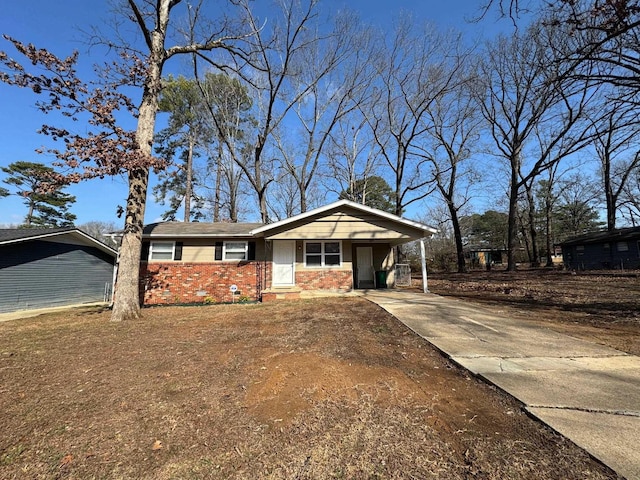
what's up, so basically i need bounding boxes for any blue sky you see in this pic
[0,1,506,227]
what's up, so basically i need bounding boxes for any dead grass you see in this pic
[0,297,616,479]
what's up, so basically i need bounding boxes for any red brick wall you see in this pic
[140,262,261,305]
[294,269,353,291]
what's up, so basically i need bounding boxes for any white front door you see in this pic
[356,246,374,288]
[273,240,296,286]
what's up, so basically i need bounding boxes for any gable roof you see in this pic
[250,199,437,237]
[0,228,118,256]
[143,222,264,238]
[561,226,640,247]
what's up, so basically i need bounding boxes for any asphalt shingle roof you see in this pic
[560,226,640,246]
[142,222,265,237]
[0,227,76,243]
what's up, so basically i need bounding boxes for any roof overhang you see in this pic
[250,199,437,239]
[0,228,117,257]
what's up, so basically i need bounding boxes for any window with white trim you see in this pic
[150,242,175,260]
[617,242,629,252]
[223,241,248,261]
[304,241,341,267]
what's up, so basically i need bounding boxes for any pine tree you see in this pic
[1,161,76,227]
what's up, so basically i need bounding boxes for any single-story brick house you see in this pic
[561,226,640,270]
[140,199,436,304]
[0,228,117,314]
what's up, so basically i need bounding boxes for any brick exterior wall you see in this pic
[140,262,355,305]
[140,262,261,305]
[294,269,353,291]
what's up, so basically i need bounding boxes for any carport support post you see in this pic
[420,238,428,293]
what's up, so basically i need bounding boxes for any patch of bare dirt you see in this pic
[0,298,618,479]
[427,269,640,356]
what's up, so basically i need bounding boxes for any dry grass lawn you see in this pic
[0,297,617,479]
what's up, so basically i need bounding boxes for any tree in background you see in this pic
[216,0,337,222]
[422,205,459,272]
[619,169,640,225]
[153,75,213,222]
[554,173,604,239]
[1,161,76,227]
[339,176,396,214]
[362,17,466,216]
[78,220,121,249]
[477,20,596,270]
[588,97,640,231]
[323,113,379,207]
[273,11,375,214]
[197,73,254,223]
[461,210,510,250]
[416,62,481,273]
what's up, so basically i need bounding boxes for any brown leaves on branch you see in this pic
[555,0,640,33]
[0,35,167,183]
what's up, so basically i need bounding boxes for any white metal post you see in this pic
[420,238,428,293]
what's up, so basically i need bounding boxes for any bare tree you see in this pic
[588,96,640,230]
[535,163,573,267]
[476,0,530,23]
[555,172,603,237]
[273,12,376,214]
[476,20,596,270]
[109,1,245,320]
[195,72,254,222]
[361,16,467,216]
[550,0,640,91]
[619,170,640,225]
[414,66,482,273]
[212,0,340,222]
[323,113,379,203]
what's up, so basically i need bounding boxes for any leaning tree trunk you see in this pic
[111,19,166,322]
[448,202,467,273]
[112,167,149,321]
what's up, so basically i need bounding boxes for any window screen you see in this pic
[305,241,341,267]
[150,242,174,260]
[224,242,248,261]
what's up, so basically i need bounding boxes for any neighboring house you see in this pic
[0,228,117,314]
[465,246,506,269]
[561,227,640,270]
[141,199,437,304]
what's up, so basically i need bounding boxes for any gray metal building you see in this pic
[0,228,117,314]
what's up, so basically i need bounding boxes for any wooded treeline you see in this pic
[2,0,640,320]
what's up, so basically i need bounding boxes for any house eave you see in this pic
[250,199,437,238]
[143,233,256,238]
[0,229,117,257]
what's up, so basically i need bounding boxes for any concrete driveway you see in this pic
[364,290,640,480]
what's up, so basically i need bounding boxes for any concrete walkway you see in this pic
[364,290,640,480]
